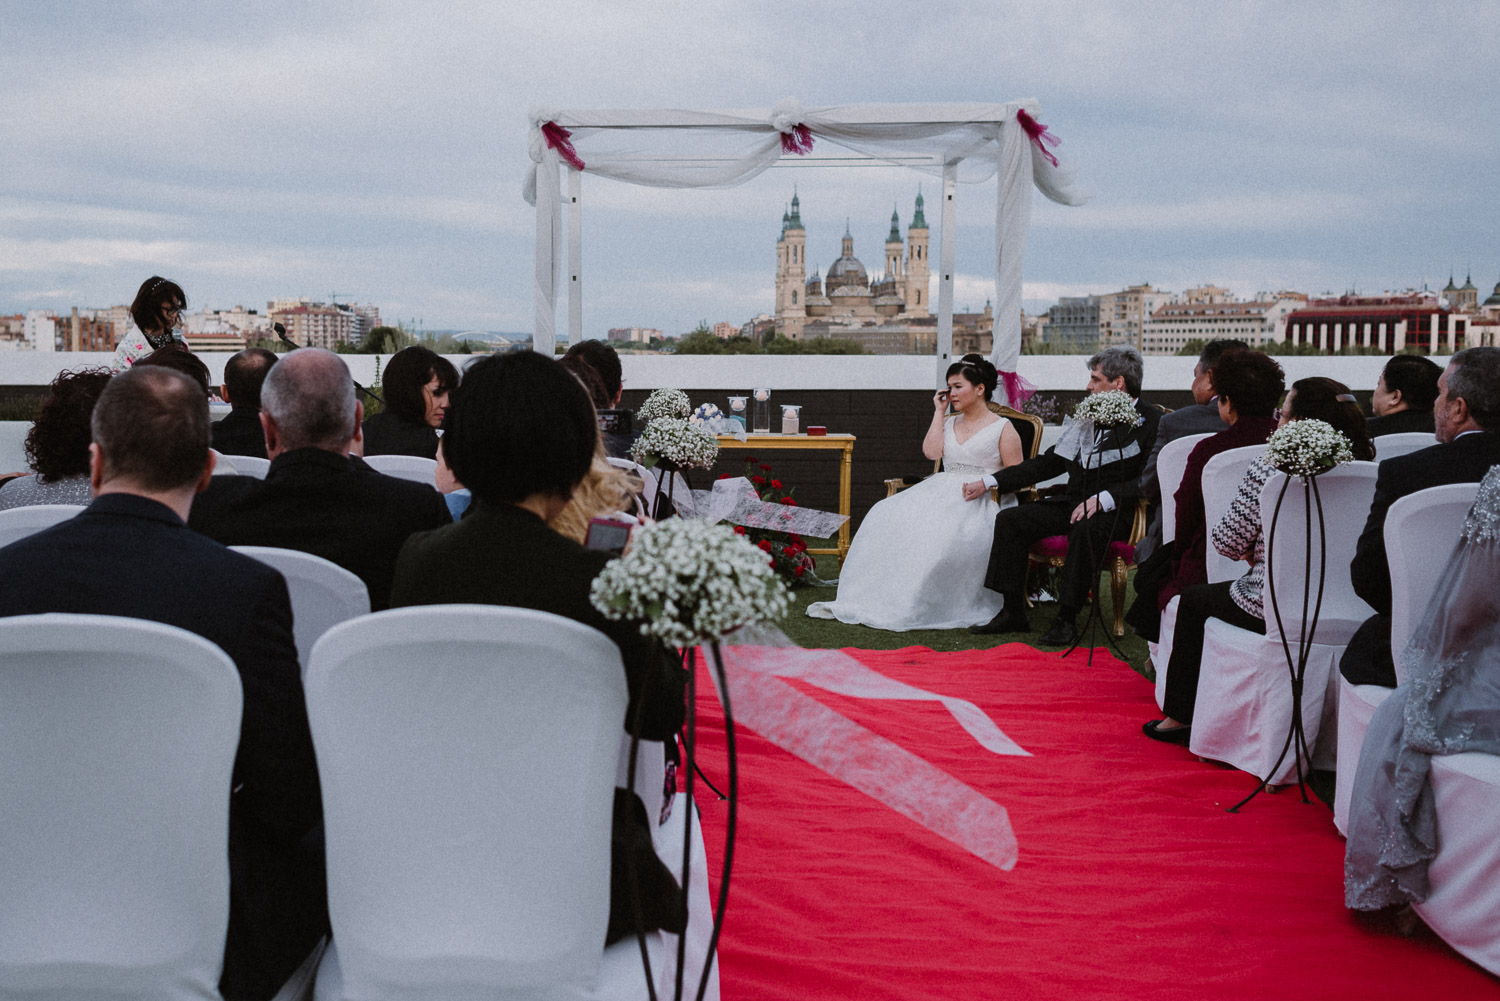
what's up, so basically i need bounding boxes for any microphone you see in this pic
[274,322,300,352]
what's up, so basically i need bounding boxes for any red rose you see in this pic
[794,566,806,577]
[718,473,731,480]
[752,475,765,486]
[781,496,798,506]
[770,479,782,489]
[769,559,777,568]
[734,525,746,535]
[760,463,772,471]
[757,539,773,553]
[743,455,757,464]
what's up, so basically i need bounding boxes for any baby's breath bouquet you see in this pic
[1265,419,1354,478]
[631,416,720,470]
[1072,389,1142,428]
[591,518,790,646]
[637,388,692,423]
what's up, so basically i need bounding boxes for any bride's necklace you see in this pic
[952,409,996,445]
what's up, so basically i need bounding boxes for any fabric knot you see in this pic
[539,121,585,171]
[1015,108,1060,167]
[1000,370,1037,407]
[769,98,814,155]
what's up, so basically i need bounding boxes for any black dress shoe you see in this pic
[1037,617,1079,646]
[1142,719,1192,745]
[969,610,1029,635]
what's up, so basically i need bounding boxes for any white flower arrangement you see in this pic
[689,402,724,426]
[590,518,791,646]
[630,416,720,470]
[637,388,692,423]
[1072,389,1142,428]
[1265,419,1355,478]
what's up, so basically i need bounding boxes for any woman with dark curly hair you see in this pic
[361,345,459,459]
[0,368,113,510]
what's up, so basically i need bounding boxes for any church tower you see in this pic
[884,204,905,300]
[775,191,807,340]
[904,189,930,318]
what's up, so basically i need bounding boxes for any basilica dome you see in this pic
[826,253,868,289]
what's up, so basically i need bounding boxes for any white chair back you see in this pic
[0,613,241,1001]
[1258,462,1379,646]
[1157,433,1214,546]
[607,456,658,517]
[1384,481,1480,682]
[231,546,370,674]
[0,504,84,548]
[1373,432,1437,462]
[362,454,438,486]
[0,421,29,474]
[306,605,629,999]
[226,455,271,479]
[1202,444,1265,583]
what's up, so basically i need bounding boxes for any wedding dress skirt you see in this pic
[807,418,1016,632]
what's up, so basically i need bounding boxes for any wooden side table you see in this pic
[715,433,856,561]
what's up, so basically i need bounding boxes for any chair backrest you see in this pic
[231,546,370,674]
[1385,481,1480,681]
[362,454,438,487]
[606,455,657,517]
[0,503,85,548]
[1202,444,1266,583]
[0,613,241,1001]
[306,604,628,996]
[989,403,1043,460]
[0,421,30,473]
[1157,433,1214,546]
[225,455,271,479]
[1258,463,1379,645]
[1372,432,1437,462]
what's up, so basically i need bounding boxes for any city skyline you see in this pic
[2,2,1495,335]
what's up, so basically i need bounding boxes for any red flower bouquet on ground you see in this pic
[737,457,830,586]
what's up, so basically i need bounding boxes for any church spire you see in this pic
[888,204,901,242]
[785,189,803,231]
[910,187,927,229]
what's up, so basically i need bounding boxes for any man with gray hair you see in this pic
[190,348,451,610]
[1342,346,1500,687]
[972,346,1161,646]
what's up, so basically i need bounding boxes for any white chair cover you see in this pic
[230,547,370,674]
[0,613,241,1001]
[226,455,271,479]
[210,450,238,476]
[1371,431,1437,461]
[362,454,438,486]
[652,798,720,1001]
[306,605,659,1001]
[1156,433,1214,547]
[1190,463,1379,783]
[0,421,30,473]
[1332,481,1478,834]
[606,456,657,519]
[0,503,84,548]
[1413,751,1500,975]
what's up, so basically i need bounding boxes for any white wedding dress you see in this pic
[807,416,1017,631]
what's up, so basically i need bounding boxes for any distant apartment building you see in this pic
[24,311,57,352]
[1141,289,1303,354]
[740,314,775,340]
[802,317,937,355]
[268,299,377,350]
[1283,294,1475,354]
[607,326,663,344]
[712,321,739,341]
[0,314,25,351]
[1098,284,1174,350]
[1044,296,1101,352]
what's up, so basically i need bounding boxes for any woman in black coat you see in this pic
[362,346,459,458]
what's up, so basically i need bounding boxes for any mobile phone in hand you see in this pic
[584,517,634,554]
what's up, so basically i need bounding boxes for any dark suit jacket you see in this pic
[993,399,1161,507]
[189,447,452,611]
[212,407,268,459]
[361,410,439,459]
[0,493,324,1000]
[389,503,688,942]
[1367,409,1435,438]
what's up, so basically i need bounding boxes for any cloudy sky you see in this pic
[3,1,1495,336]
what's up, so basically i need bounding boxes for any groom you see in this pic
[971,346,1160,645]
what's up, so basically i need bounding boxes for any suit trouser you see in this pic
[983,498,1136,610]
[1161,581,1265,724]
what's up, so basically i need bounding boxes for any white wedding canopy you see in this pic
[524,99,1086,404]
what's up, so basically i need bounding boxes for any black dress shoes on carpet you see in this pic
[1142,720,1192,745]
[969,610,1030,635]
[1036,617,1079,646]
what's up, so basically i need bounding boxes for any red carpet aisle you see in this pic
[686,644,1497,1000]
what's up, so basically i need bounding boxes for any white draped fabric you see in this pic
[523,99,1086,405]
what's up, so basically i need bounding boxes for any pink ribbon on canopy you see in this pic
[540,121,586,171]
[1000,369,1038,408]
[779,124,814,156]
[1015,108,1060,167]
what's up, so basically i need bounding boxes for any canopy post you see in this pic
[568,168,583,347]
[935,160,958,385]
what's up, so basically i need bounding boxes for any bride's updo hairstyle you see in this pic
[1286,376,1375,461]
[945,353,998,402]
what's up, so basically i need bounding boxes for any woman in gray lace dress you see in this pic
[0,368,112,511]
[1345,463,1500,910]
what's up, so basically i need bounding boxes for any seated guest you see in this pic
[0,366,324,1000]
[190,349,451,611]
[1365,354,1441,437]
[972,346,1160,646]
[1135,338,1248,563]
[1341,347,1500,688]
[390,350,687,944]
[1128,350,1284,640]
[213,348,279,458]
[0,367,112,510]
[1144,377,1375,743]
[564,338,639,459]
[361,345,457,458]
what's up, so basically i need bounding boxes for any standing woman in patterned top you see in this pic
[111,276,187,372]
[1144,377,1375,744]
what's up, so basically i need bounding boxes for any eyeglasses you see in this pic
[163,303,184,314]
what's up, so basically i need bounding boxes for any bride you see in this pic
[807,354,1024,631]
